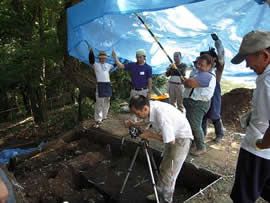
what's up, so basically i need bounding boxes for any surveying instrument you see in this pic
[119,127,160,203]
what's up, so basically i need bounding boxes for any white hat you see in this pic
[231,30,270,64]
[136,49,146,57]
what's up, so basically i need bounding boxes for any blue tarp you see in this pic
[0,142,44,164]
[67,0,270,82]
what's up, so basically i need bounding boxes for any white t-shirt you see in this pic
[241,64,270,159]
[149,101,193,143]
[93,62,114,82]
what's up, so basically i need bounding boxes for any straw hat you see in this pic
[97,51,108,59]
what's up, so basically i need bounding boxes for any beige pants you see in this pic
[158,138,191,203]
[130,89,148,98]
[168,82,185,111]
[94,91,110,122]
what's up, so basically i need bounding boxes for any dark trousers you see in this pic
[183,98,210,150]
[202,117,224,138]
[231,148,270,203]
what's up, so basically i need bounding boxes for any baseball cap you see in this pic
[136,49,146,57]
[231,30,270,64]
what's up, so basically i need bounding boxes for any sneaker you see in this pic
[191,148,206,156]
[146,194,156,201]
[213,136,223,143]
[93,121,102,128]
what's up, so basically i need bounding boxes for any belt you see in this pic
[132,87,148,91]
[169,81,181,85]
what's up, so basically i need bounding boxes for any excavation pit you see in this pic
[12,128,222,203]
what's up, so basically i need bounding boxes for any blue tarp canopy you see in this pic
[67,0,270,82]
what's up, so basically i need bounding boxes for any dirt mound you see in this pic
[221,88,253,130]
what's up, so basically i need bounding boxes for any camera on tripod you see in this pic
[121,126,160,202]
[129,126,142,138]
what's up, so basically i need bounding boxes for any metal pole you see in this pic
[120,145,141,194]
[143,142,160,203]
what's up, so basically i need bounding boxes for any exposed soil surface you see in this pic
[221,88,253,130]
[1,87,265,203]
[9,128,220,203]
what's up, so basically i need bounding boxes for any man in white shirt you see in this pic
[89,50,114,128]
[230,30,270,203]
[125,95,193,203]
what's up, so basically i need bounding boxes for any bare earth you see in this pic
[0,88,267,203]
[83,111,266,203]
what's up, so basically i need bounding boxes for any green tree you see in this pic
[0,0,72,124]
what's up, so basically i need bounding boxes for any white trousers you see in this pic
[158,138,191,203]
[94,91,110,122]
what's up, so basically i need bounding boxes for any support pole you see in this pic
[135,13,185,81]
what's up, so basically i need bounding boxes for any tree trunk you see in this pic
[28,86,43,124]
[57,0,96,122]
[78,91,82,122]
[33,0,48,123]
[21,90,31,115]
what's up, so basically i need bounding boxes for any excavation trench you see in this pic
[11,128,221,203]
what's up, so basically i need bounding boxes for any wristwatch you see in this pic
[255,139,265,151]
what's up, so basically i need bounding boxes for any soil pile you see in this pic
[221,88,253,130]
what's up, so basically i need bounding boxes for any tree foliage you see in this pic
[0,0,70,123]
[0,0,167,124]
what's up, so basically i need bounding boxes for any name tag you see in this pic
[140,71,145,75]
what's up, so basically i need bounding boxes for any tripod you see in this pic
[120,139,160,203]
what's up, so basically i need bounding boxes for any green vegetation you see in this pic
[0,0,256,129]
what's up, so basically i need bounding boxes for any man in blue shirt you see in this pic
[112,49,152,99]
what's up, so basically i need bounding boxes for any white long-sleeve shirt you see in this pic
[241,64,270,159]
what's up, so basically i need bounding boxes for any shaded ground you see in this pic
[0,87,268,203]
[5,126,219,203]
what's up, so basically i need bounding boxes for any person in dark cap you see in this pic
[230,30,270,203]
[89,49,115,128]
